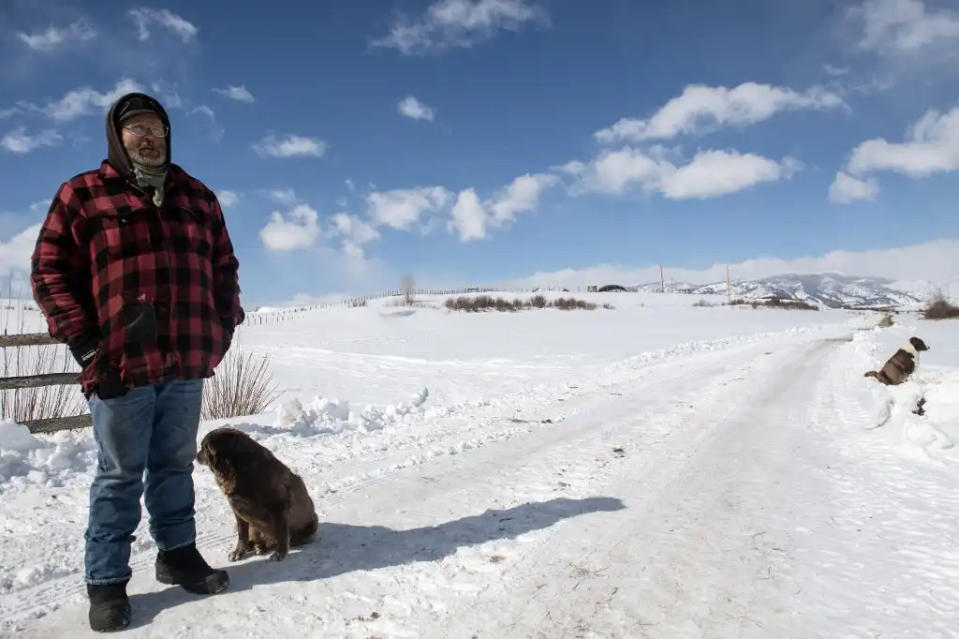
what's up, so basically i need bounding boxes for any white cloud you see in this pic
[594,82,844,143]
[823,63,851,76]
[552,160,587,176]
[267,188,298,204]
[259,204,320,251]
[188,105,224,141]
[17,19,96,51]
[851,0,959,54]
[128,8,198,43]
[488,173,556,224]
[190,105,215,119]
[845,103,959,178]
[253,134,326,159]
[445,173,556,242]
[580,147,672,194]
[345,178,356,193]
[329,213,381,259]
[398,96,435,121]
[829,171,880,203]
[373,0,549,55]
[577,147,799,199]
[449,188,489,241]
[367,186,452,231]
[0,223,42,276]
[508,238,959,288]
[213,85,255,103]
[1,128,63,154]
[44,78,143,122]
[216,190,239,208]
[659,151,800,200]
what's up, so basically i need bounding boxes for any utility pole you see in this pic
[660,264,665,293]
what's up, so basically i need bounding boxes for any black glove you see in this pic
[68,335,99,370]
[69,334,128,400]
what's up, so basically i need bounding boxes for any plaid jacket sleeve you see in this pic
[210,195,244,329]
[30,182,97,343]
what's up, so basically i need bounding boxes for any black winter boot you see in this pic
[155,543,229,594]
[87,581,131,632]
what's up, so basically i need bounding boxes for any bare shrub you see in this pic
[693,299,714,307]
[202,350,281,420]
[400,274,416,306]
[443,295,601,313]
[727,297,817,310]
[350,298,367,308]
[924,295,959,320]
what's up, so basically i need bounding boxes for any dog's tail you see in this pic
[864,370,880,380]
[292,513,319,546]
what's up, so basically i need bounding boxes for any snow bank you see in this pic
[0,421,95,488]
[848,322,959,465]
[273,387,432,437]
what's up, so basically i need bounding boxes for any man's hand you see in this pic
[68,335,99,370]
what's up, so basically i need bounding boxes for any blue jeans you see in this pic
[85,379,204,585]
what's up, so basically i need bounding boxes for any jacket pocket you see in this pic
[123,303,158,344]
[92,211,153,260]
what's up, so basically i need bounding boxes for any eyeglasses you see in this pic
[122,124,169,138]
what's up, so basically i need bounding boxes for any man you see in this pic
[30,92,243,632]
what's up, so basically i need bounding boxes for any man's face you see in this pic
[120,112,167,167]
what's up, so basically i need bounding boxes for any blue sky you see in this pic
[1,0,958,306]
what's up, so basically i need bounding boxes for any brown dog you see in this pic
[197,427,318,561]
[865,337,929,386]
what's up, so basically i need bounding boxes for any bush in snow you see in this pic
[202,350,281,420]
[923,294,959,320]
[444,295,599,312]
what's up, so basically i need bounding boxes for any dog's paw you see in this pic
[228,547,248,562]
[269,550,287,562]
[252,543,268,555]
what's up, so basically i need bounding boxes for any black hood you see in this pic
[105,92,171,178]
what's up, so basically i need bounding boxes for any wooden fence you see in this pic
[0,332,91,434]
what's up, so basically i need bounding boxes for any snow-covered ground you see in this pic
[1,293,957,638]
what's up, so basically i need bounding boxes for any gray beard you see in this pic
[128,147,167,167]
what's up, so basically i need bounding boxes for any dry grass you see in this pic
[728,297,818,311]
[444,295,599,312]
[0,293,86,425]
[0,342,85,424]
[923,297,959,320]
[202,349,281,420]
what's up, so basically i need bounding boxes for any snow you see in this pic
[1,293,957,637]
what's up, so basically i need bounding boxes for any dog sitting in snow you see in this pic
[864,337,929,386]
[197,427,318,561]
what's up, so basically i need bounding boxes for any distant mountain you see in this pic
[637,273,926,309]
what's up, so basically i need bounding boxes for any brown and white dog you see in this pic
[197,427,318,562]
[864,337,929,386]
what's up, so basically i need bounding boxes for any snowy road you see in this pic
[6,318,959,638]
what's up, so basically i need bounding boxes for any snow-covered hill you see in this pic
[637,273,928,309]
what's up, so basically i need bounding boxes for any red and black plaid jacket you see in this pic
[31,161,243,395]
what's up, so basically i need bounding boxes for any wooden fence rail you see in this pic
[0,332,91,433]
